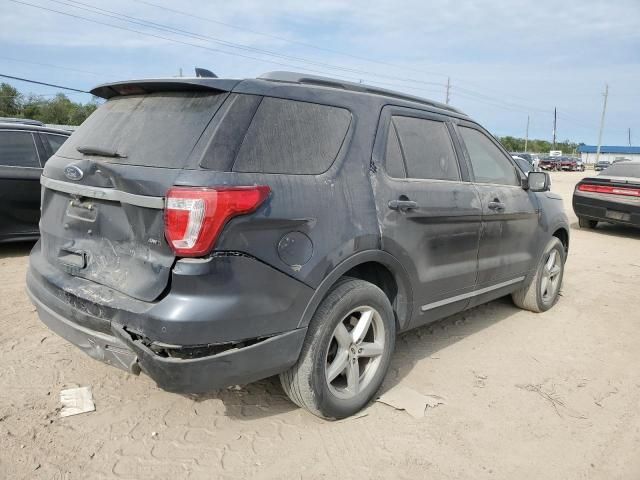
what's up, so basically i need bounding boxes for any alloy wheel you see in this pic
[325,306,386,399]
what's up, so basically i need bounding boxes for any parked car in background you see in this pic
[27,72,570,419]
[0,121,70,243]
[559,157,575,171]
[573,161,640,229]
[540,156,561,171]
[0,117,45,126]
[594,160,610,171]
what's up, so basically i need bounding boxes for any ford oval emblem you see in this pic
[64,165,84,181]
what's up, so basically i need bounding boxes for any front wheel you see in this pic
[280,278,396,419]
[512,237,566,313]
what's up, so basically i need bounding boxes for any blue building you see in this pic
[578,145,640,164]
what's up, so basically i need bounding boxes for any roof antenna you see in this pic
[195,67,218,78]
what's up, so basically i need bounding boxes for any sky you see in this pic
[1,0,639,146]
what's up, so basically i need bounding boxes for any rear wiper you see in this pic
[76,145,127,158]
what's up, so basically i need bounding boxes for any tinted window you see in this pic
[385,124,406,178]
[460,127,519,185]
[0,131,40,167]
[43,133,68,153]
[601,163,640,178]
[233,97,351,174]
[391,116,459,181]
[513,157,532,173]
[56,92,227,167]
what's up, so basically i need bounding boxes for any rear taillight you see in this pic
[577,183,640,197]
[164,186,270,256]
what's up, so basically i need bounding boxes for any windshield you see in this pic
[56,91,227,168]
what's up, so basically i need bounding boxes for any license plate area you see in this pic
[66,197,98,222]
[605,209,630,221]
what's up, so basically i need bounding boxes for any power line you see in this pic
[10,0,448,95]
[0,55,105,77]
[44,0,448,91]
[0,73,90,93]
[131,0,452,81]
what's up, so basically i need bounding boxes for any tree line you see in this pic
[497,135,581,155]
[0,83,99,125]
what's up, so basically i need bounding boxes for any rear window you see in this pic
[0,131,40,168]
[232,97,351,174]
[601,163,640,178]
[56,92,226,167]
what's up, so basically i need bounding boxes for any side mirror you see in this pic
[527,171,550,192]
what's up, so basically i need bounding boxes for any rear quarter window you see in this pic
[232,97,351,175]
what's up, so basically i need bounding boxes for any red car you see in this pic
[539,157,561,171]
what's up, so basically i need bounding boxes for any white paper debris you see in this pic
[377,386,445,419]
[60,386,95,417]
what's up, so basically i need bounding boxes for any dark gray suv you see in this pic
[27,72,569,419]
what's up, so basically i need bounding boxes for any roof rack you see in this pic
[258,71,464,115]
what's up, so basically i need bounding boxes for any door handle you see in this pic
[388,199,418,211]
[488,201,505,211]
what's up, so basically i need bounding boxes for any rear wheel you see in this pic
[512,237,565,313]
[280,278,395,419]
[578,217,598,229]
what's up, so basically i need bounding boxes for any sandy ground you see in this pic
[1,171,639,480]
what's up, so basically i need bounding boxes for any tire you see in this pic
[512,237,565,313]
[280,277,396,419]
[578,217,598,229]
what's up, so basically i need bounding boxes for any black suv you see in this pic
[27,72,569,419]
[0,121,70,242]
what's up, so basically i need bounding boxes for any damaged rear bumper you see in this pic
[26,241,310,393]
[27,278,306,393]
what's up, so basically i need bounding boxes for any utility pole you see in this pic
[552,107,557,149]
[629,127,632,147]
[179,67,183,77]
[596,84,609,164]
[525,115,530,153]
[445,77,451,105]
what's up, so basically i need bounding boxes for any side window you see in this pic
[43,133,68,154]
[0,131,40,168]
[384,123,406,178]
[233,97,351,174]
[390,116,460,181]
[459,127,519,186]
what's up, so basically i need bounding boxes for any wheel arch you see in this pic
[552,226,569,254]
[297,250,413,331]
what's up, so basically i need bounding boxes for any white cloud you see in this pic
[0,0,638,144]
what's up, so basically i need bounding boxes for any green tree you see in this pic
[0,83,22,117]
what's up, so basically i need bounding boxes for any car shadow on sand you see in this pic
[187,295,521,421]
[0,241,36,259]
[570,221,640,239]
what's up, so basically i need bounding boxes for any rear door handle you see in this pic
[388,199,418,211]
[488,201,505,211]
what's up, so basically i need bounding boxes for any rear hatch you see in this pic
[39,87,229,302]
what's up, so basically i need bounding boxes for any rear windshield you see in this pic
[56,91,226,167]
[601,163,640,178]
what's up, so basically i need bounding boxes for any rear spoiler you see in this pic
[90,78,241,99]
